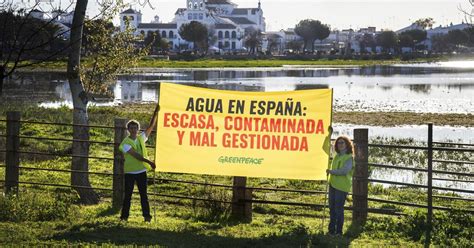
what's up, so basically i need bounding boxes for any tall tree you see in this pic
[266,34,281,54]
[358,33,376,54]
[431,34,450,52]
[0,1,72,95]
[414,17,435,29]
[401,30,427,44]
[178,21,208,52]
[82,19,115,56]
[313,22,331,49]
[286,40,303,53]
[376,31,398,53]
[295,19,315,52]
[463,27,474,46]
[66,0,98,204]
[68,1,149,204]
[447,29,469,47]
[398,34,414,49]
[0,0,150,204]
[244,28,262,54]
[399,30,427,51]
[294,19,330,52]
[196,27,217,54]
[144,31,162,54]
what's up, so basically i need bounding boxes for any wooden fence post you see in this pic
[5,111,20,195]
[232,176,252,222]
[353,128,369,224]
[426,123,433,246]
[113,118,127,209]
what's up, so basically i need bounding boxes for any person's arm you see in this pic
[328,159,352,176]
[145,104,160,138]
[127,148,156,170]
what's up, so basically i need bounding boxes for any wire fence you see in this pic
[0,116,473,219]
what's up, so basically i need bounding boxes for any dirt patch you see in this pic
[334,112,473,127]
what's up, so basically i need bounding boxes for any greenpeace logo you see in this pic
[218,156,264,165]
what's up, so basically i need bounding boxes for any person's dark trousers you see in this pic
[328,185,348,235]
[120,172,151,220]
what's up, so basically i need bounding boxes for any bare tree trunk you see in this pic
[0,65,4,96]
[67,0,99,205]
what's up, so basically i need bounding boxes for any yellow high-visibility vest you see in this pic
[119,134,151,173]
[329,153,354,192]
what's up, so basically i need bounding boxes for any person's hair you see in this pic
[126,119,140,130]
[334,136,354,155]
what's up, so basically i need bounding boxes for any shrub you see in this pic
[190,186,231,222]
[363,209,473,246]
[0,189,79,222]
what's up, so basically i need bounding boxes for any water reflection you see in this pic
[2,65,473,113]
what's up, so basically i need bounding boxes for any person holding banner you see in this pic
[119,105,159,222]
[326,136,354,235]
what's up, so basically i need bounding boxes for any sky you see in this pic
[120,0,472,32]
[11,0,472,31]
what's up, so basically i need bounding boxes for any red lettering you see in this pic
[222,133,231,147]
[224,116,232,130]
[271,135,280,150]
[206,115,215,129]
[232,133,239,147]
[300,137,308,151]
[190,131,201,145]
[306,120,315,133]
[163,113,171,127]
[281,136,289,150]
[316,120,325,134]
[240,133,248,148]
[177,131,185,145]
[188,114,196,128]
[261,118,269,132]
[243,117,252,131]
[262,135,270,149]
[297,120,305,133]
[198,114,206,129]
[171,113,179,128]
[291,136,299,150]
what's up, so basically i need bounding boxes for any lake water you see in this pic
[3,62,473,115]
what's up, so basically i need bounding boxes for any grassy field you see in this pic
[0,103,472,246]
[17,57,439,71]
[134,58,426,68]
[337,111,473,127]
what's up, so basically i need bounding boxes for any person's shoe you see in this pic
[144,216,152,222]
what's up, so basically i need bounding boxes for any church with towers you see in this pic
[120,0,265,52]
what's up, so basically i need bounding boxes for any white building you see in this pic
[120,0,266,51]
[261,26,380,55]
[28,9,74,39]
[396,22,471,51]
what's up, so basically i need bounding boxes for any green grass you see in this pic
[16,57,440,71]
[336,111,474,127]
[0,103,472,246]
[134,58,417,68]
[0,190,471,246]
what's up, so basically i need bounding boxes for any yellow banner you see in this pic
[156,83,333,180]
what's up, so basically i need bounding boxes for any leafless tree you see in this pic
[1,0,152,204]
